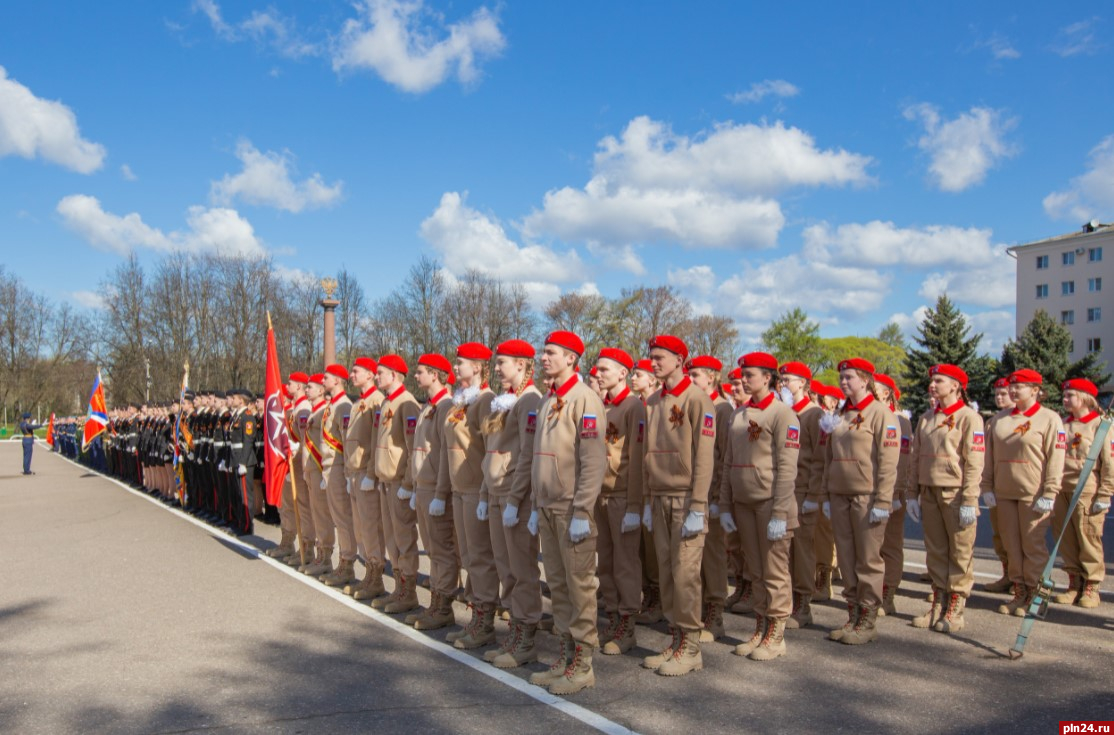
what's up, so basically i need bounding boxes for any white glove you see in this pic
[959,505,977,528]
[569,516,591,543]
[801,500,819,514]
[681,510,705,539]
[503,503,519,527]
[708,503,720,519]
[982,491,997,509]
[906,498,922,523]
[1033,497,1053,514]
[621,512,640,533]
[767,518,787,541]
[527,509,539,536]
[218,460,227,472]
[429,497,446,517]
[475,500,488,521]
[892,498,903,512]
[719,512,738,534]
[822,501,831,519]
[187,452,195,461]
[397,487,414,501]
[289,440,300,454]
[642,503,653,531]
[360,476,375,491]
[320,478,327,491]
[1092,500,1111,513]
[237,464,246,476]
[869,507,890,524]
[409,494,416,511]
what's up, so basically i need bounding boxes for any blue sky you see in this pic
[2,2,1112,354]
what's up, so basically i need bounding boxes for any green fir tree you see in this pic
[1000,309,1110,405]
[903,295,986,416]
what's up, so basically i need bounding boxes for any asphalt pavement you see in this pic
[3,441,1113,735]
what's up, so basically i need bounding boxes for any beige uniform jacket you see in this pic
[1061,411,1114,501]
[643,377,717,513]
[980,403,1066,502]
[287,397,311,469]
[436,385,495,499]
[911,401,985,505]
[709,394,733,510]
[412,388,452,493]
[345,388,382,479]
[480,385,543,508]
[821,394,899,510]
[601,387,646,514]
[320,393,352,472]
[717,392,800,526]
[304,401,326,471]
[374,385,421,488]
[792,399,825,504]
[531,374,607,520]
[896,413,914,502]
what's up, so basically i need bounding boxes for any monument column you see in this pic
[320,278,339,367]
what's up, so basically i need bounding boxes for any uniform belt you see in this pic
[231,443,244,448]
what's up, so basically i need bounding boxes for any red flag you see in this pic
[263,324,290,505]
[45,413,55,447]
[83,372,108,450]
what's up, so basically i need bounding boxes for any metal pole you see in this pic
[145,357,151,403]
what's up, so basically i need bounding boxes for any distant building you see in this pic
[1008,221,1112,387]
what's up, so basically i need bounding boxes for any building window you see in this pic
[1070,340,1075,353]
[1063,251,1076,266]
[1087,338,1102,353]
[1036,255,1049,269]
[1090,277,1103,292]
[1088,307,1101,322]
[1089,247,1103,262]
[1062,280,1075,295]
[1062,310,1075,325]
[1036,284,1049,298]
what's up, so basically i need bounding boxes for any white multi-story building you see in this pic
[1008,221,1112,387]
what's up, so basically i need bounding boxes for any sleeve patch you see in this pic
[702,413,715,437]
[299,416,308,428]
[1056,430,1067,450]
[885,425,897,440]
[244,422,253,436]
[972,431,985,445]
[342,414,350,430]
[374,411,381,429]
[637,420,645,444]
[900,436,912,454]
[405,415,417,435]
[785,424,800,449]
[581,414,598,439]
[526,411,537,434]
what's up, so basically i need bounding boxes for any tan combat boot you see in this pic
[265,531,295,558]
[657,630,702,677]
[601,614,636,655]
[599,611,619,642]
[493,622,538,669]
[934,592,966,634]
[354,564,388,601]
[879,584,897,616]
[454,605,496,649]
[484,620,520,663]
[749,617,787,661]
[415,593,456,630]
[840,605,877,645]
[814,565,834,601]
[529,634,573,687]
[1013,586,1035,617]
[730,581,755,614]
[1052,573,1081,604]
[1078,581,1101,609]
[548,642,595,695]
[302,546,333,577]
[997,583,1027,616]
[983,563,1012,593]
[292,546,318,570]
[322,558,357,588]
[372,570,401,610]
[829,601,858,642]
[642,627,680,670]
[725,582,744,610]
[634,588,662,625]
[786,593,813,629]
[734,615,766,657]
[912,587,943,629]
[446,604,478,643]
[699,602,724,643]
[385,574,420,614]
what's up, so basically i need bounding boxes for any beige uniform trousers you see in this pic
[881,504,906,590]
[304,463,333,549]
[487,495,543,624]
[640,526,659,590]
[281,457,314,542]
[700,515,728,605]
[539,508,600,646]
[791,500,820,595]
[454,492,499,607]
[596,495,643,616]
[830,494,886,609]
[920,487,976,595]
[383,484,420,577]
[251,477,265,516]
[652,496,705,632]
[734,498,793,619]
[1052,492,1107,583]
[416,487,460,595]
[997,498,1051,588]
[352,482,388,567]
[988,505,1008,567]
[814,512,837,568]
[324,465,357,562]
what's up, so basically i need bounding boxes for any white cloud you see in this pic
[903,103,1018,192]
[918,246,1016,307]
[420,191,584,284]
[211,139,343,213]
[1043,135,1114,222]
[192,0,315,57]
[803,220,997,267]
[120,164,137,181]
[57,194,265,257]
[1051,17,1103,57]
[0,66,106,174]
[886,305,932,344]
[973,32,1021,60]
[332,0,505,93]
[193,0,234,39]
[585,242,645,275]
[727,79,799,104]
[71,290,106,310]
[966,309,1015,356]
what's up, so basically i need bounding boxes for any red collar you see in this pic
[480,381,489,390]
[605,386,631,406]
[428,388,449,405]
[792,397,811,414]
[1071,410,1100,425]
[935,399,965,416]
[1011,403,1041,417]
[311,400,326,412]
[360,387,378,401]
[293,396,309,408]
[329,392,345,405]
[551,374,579,397]
[843,394,875,413]
[662,376,692,398]
[387,385,406,402]
[747,392,775,410]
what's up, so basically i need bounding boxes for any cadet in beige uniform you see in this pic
[439,343,497,648]
[719,352,799,661]
[813,381,842,600]
[822,358,899,645]
[527,330,607,695]
[344,357,387,601]
[873,373,913,617]
[480,339,543,668]
[301,375,334,576]
[1051,378,1111,609]
[594,347,645,656]
[983,377,1015,593]
[410,354,458,629]
[723,365,750,608]
[631,359,662,625]
[641,335,715,677]
[319,365,356,588]
[268,372,313,563]
[981,369,1066,615]
[908,364,984,633]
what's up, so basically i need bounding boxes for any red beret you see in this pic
[496,339,535,359]
[822,383,846,400]
[810,379,825,395]
[648,334,688,360]
[689,355,723,372]
[456,342,493,361]
[634,359,654,373]
[378,354,408,375]
[1062,378,1098,396]
[874,373,901,400]
[288,372,309,384]
[419,353,453,375]
[353,356,378,373]
[598,347,634,371]
[779,362,812,380]
[588,366,599,377]
[325,364,349,381]
[308,373,325,386]
[728,367,743,381]
[1009,369,1043,385]
[928,364,968,389]
[838,357,875,374]
[720,383,732,395]
[738,352,778,370]
[545,330,585,356]
[993,377,1010,389]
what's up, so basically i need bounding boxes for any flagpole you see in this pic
[269,312,306,566]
